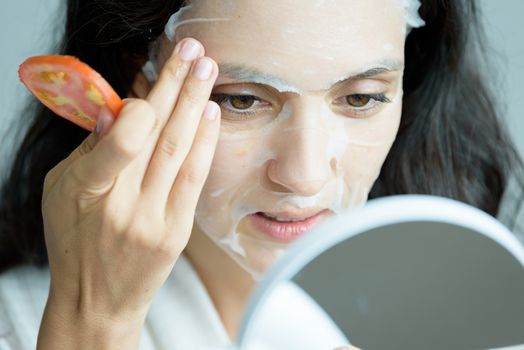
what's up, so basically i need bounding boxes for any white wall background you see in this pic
[0,0,64,178]
[482,0,524,157]
[0,1,523,175]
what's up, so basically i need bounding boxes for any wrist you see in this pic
[38,294,148,350]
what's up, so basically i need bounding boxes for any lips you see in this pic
[249,209,330,242]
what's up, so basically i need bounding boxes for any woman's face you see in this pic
[155,0,407,276]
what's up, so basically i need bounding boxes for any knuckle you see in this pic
[163,58,186,81]
[179,167,206,187]
[126,219,180,259]
[107,129,147,159]
[77,136,96,157]
[59,167,84,197]
[158,135,186,159]
[111,138,142,160]
[126,220,155,245]
[128,223,151,243]
[122,99,158,131]
[156,239,181,261]
[180,88,202,106]
[128,211,161,237]
[123,98,151,113]
[123,233,152,254]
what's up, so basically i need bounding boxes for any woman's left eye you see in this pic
[343,93,391,109]
[331,93,392,118]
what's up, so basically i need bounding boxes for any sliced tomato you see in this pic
[18,55,123,132]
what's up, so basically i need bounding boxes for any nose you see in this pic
[267,125,333,197]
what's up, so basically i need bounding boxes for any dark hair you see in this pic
[1,0,523,272]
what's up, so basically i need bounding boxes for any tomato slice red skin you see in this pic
[18,55,123,132]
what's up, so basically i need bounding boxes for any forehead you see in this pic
[162,0,407,90]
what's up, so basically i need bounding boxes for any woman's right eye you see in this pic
[228,95,257,109]
[210,93,272,119]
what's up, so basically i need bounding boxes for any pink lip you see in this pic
[248,210,330,243]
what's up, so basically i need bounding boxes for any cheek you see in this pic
[193,135,276,241]
[204,137,265,189]
[341,143,392,184]
[193,139,256,241]
[346,102,402,143]
[340,107,402,184]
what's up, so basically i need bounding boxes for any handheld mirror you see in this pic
[238,195,524,350]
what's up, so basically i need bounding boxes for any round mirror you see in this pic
[237,195,524,350]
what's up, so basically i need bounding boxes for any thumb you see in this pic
[44,106,115,191]
[67,98,155,191]
[67,105,115,163]
[94,105,115,138]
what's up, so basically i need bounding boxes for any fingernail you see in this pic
[203,101,219,121]
[96,106,113,137]
[173,40,183,55]
[178,39,201,61]
[95,113,104,135]
[194,58,213,81]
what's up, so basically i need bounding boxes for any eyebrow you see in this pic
[217,59,404,92]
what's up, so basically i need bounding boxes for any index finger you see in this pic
[147,37,205,121]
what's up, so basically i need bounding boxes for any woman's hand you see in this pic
[38,38,220,349]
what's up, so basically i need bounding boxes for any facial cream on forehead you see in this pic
[163,0,425,42]
[144,0,424,85]
[164,1,236,42]
[218,63,302,94]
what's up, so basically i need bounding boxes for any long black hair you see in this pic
[1,0,523,273]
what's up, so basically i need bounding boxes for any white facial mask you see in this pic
[144,0,424,84]
[143,0,423,279]
[164,0,425,42]
[193,99,401,278]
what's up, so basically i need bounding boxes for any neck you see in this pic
[184,227,256,341]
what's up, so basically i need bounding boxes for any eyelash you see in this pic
[210,94,264,119]
[210,93,392,119]
[336,93,392,115]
